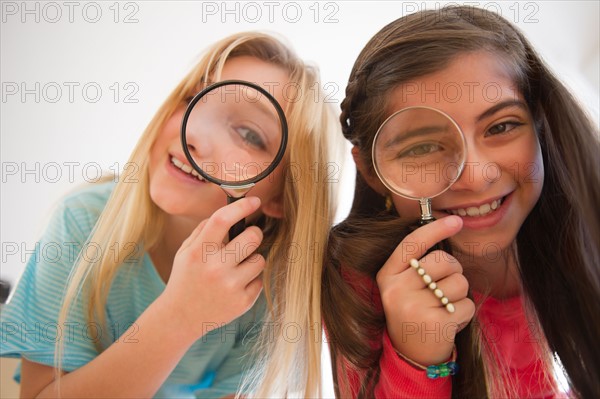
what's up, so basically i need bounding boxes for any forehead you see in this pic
[387,52,523,117]
[219,56,291,109]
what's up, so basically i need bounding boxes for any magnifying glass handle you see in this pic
[416,199,453,255]
[227,196,246,241]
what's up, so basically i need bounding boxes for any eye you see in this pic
[236,126,266,150]
[486,121,524,136]
[397,143,443,158]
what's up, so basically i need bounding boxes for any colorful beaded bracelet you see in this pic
[395,346,459,379]
[426,361,459,379]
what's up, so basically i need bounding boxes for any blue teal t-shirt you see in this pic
[0,182,265,398]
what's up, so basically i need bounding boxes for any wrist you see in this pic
[394,346,459,379]
[387,327,454,365]
[152,294,201,345]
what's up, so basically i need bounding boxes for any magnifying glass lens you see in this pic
[181,80,288,241]
[183,83,284,184]
[373,107,465,202]
[373,107,466,253]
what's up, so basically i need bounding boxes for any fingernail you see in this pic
[248,197,261,207]
[444,215,461,228]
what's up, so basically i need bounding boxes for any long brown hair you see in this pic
[323,6,600,398]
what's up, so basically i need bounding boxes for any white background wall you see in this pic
[0,1,597,396]
[2,0,598,287]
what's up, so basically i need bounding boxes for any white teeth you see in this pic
[170,156,204,181]
[171,156,183,168]
[466,207,480,216]
[448,198,503,218]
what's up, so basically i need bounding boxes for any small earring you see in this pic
[385,194,394,212]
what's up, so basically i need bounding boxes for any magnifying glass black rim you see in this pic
[180,79,288,187]
[372,105,467,200]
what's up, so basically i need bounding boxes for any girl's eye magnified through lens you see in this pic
[372,106,467,224]
[181,80,288,240]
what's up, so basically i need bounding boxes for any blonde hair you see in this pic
[55,31,345,398]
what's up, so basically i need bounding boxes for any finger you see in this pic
[219,226,264,267]
[418,250,463,281]
[244,276,264,306]
[197,197,262,247]
[455,299,476,333]
[230,273,264,320]
[379,216,462,277]
[442,297,475,329]
[237,253,266,285]
[404,288,446,312]
[395,259,460,292]
[433,273,469,302]
[221,226,263,264]
[424,287,474,321]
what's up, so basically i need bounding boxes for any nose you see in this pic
[184,125,215,162]
[185,134,222,180]
[449,142,496,193]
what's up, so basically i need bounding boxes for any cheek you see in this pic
[523,138,544,203]
[148,136,169,183]
[149,113,184,176]
[248,162,285,199]
[392,196,421,218]
[529,136,544,172]
[510,134,544,192]
[149,139,162,167]
[148,143,161,181]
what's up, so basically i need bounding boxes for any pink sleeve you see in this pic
[335,268,452,398]
[374,330,452,398]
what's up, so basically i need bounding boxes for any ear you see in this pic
[351,146,388,195]
[261,193,284,219]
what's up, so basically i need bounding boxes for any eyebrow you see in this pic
[383,125,448,149]
[477,100,529,122]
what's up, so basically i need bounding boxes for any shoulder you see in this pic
[0,182,117,365]
[52,180,116,239]
[60,180,116,218]
[15,181,118,286]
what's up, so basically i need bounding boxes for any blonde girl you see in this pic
[1,32,343,398]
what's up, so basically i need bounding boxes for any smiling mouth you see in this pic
[170,155,205,181]
[443,196,506,217]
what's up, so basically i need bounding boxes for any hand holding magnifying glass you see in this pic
[372,106,466,253]
[181,80,288,241]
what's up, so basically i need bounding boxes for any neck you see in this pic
[455,243,522,299]
[149,214,199,283]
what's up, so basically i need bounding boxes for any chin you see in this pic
[149,186,181,215]
[451,233,517,261]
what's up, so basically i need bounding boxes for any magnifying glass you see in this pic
[372,106,466,250]
[181,80,288,241]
